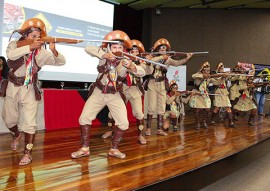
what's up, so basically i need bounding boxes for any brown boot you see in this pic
[171,118,178,131]
[227,112,236,128]
[71,125,90,159]
[145,114,152,136]
[19,133,35,166]
[108,127,126,159]
[137,119,147,144]
[202,110,209,128]
[9,125,22,151]
[248,113,256,126]
[232,109,239,121]
[210,112,218,125]
[195,110,201,130]
[156,115,167,136]
[178,115,183,124]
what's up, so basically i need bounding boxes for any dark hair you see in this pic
[0,56,7,65]
[0,56,9,79]
[19,27,41,41]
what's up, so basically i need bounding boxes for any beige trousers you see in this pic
[124,87,144,120]
[2,89,38,134]
[79,88,129,131]
[147,80,166,115]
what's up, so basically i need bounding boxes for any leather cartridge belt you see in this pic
[149,76,165,82]
[8,72,25,86]
[95,81,123,94]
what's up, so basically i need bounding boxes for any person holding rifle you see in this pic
[2,18,66,165]
[71,30,145,159]
[228,64,252,120]
[189,62,224,130]
[163,80,193,131]
[210,63,236,127]
[233,76,258,126]
[144,38,193,136]
[101,39,148,144]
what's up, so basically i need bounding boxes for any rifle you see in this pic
[211,73,253,77]
[252,81,270,87]
[176,90,224,96]
[140,51,209,57]
[114,51,167,68]
[16,36,119,48]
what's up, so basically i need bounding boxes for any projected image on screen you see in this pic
[1,0,114,82]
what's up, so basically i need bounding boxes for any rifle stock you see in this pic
[16,36,83,48]
[16,37,119,48]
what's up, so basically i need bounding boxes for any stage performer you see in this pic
[2,18,66,165]
[144,38,192,136]
[163,80,192,131]
[233,76,258,126]
[71,30,145,159]
[228,64,247,120]
[189,62,223,130]
[102,39,149,144]
[210,63,236,127]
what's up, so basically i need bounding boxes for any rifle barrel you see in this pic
[121,51,167,68]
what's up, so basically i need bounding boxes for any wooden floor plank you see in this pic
[1,113,270,191]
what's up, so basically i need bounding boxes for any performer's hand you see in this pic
[222,73,228,78]
[49,42,58,57]
[121,59,132,68]
[174,91,181,97]
[203,73,210,78]
[186,53,193,59]
[102,52,116,61]
[162,54,169,60]
[249,84,255,88]
[145,54,153,60]
[104,44,117,61]
[30,38,43,50]
[49,42,56,51]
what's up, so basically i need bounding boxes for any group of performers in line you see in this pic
[0,18,269,166]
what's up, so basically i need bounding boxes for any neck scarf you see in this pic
[24,50,38,86]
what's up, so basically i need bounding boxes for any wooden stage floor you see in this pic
[1,113,270,191]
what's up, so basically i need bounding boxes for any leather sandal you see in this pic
[19,154,32,166]
[71,147,90,159]
[138,135,147,145]
[11,132,22,151]
[102,131,112,139]
[108,149,126,159]
[156,130,167,136]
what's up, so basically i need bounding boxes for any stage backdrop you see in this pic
[167,65,186,91]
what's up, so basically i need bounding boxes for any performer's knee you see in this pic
[79,115,93,126]
[117,120,129,131]
[135,112,144,120]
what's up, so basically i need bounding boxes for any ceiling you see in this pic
[109,0,270,10]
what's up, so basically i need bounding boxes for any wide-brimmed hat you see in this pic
[101,30,132,49]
